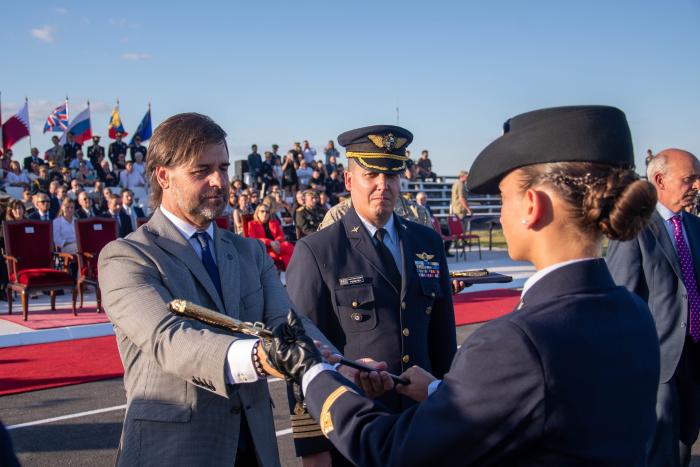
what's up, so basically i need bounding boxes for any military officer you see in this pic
[318,193,432,230]
[285,125,457,465]
[87,135,105,167]
[108,131,128,167]
[63,131,82,164]
[129,135,148,161]
[295,189,324,238]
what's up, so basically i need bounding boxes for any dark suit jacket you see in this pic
[27,211,52,221]
[305,259,660,467]
[22,155,42,172]
[608,210,700,383]
[287,207,456,455]
[102,210,133,238]
[75,207,104,219]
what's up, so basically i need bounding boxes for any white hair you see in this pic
[646,152,669,185]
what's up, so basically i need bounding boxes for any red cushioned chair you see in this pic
[430,216,459,262]
[75,218,118,312]
[215,215,231,231]
[241,214,254,237]
[447,215,482,260]
[3,220,77,321]
[137,217,149,228]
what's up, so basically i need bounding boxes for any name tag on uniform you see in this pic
[339,275,365,286]
[414,260,440,279]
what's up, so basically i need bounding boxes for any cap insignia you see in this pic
[368,134,408,152]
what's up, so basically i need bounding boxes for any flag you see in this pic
[43,101,69,133]
[130,107,152,144]
[0,92,4,152]
[60,105,92,145]
[2,101,30,150]
[108,104,127,139]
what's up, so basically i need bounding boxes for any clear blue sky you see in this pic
[2,0,698,174]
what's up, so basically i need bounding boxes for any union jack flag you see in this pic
[43,101,69,133]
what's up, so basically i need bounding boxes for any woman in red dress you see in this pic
[247,203,295,270]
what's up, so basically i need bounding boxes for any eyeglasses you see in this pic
[36,200,49,204]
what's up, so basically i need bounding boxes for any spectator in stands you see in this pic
[5,161,30,188]
[645,149,655,167]
[103,194,132,238]
[99,159,119,187]
[4,199,26,222]
[21,188,34,214]
[115,152,127,172]
[63,131,82,164]
[309,169,324,191]
[67,178,82,200]
[119,160,147,189]
[23,147,43,172]
[450,170,473,228]
[232,192,251,235]
[45,135,66,169]
[282,151,299,195]
[249,190,261,210]
[53,198,77,254]
[261,151,276,187]
[302,140,317,164]
[292,189,305,211]
[129,135,147,161]
[323,140,340,165]
[48,180,61,218]
[108,131,128,168]
[132,152,146,178]
[26,162,40,183]
[325,169,343,205]
[290,141,303,161]
[325,154,338,175]
[75,161,96,186]
[100,187,113,212]
[247,203,295,270]
[416,149,438,182]
[318,192,331,213]
[47,161,64,183]
[75,190,103,219]
[247,144,263,188]
[295,189,324,238]
[416,191,433,217]
[1,149,12,174]
[69,149,94,171]
[296,159,313,188]
[314,160,327,182]
[272,156,284,187]
[32,165,51,195]
[121,188,146,232]
[271,144,283,163]
[28,192,53,221]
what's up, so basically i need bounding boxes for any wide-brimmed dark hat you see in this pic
[468,106,634,194]
[338,125,413,174]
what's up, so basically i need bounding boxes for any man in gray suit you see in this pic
[608,148,700,467]
[98,113,328,466]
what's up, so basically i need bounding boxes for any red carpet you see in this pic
[453,289,521,325]
[0,307,110,329]
[0,336,123,396]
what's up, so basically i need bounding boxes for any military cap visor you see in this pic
[467,106,635,194]
[338,124,413,174]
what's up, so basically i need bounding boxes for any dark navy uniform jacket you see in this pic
[286,207,456,456]
[304,259,660,467]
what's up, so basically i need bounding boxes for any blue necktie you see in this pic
[192,231,223,300]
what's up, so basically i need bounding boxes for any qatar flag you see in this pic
[2,101,30,150]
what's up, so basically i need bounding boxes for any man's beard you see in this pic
[173,184,226,223]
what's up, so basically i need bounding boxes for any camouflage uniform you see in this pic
[318,196,431,230]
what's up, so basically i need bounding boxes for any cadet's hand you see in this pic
[260,310,323,385]
[451,279,471,295]
[395,365,437,402]
[256,340,284,379]
[338,358,393,399]
[301,451,332,467]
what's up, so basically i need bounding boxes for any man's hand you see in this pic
[301,451,332,467]
[337,358,393,399]
[451,279,470,295]
[270,240,281,254]
[260,310,323,385]
[395,365,437,402]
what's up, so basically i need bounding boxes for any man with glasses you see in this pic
[28,194,53,221]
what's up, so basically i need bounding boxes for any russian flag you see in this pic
[60,105,92,145]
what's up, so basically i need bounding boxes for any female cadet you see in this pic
[260,106,662,466]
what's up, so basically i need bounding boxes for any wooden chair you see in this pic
[74,218,118,312]
[3,220,77,320]
[447,215,482,260]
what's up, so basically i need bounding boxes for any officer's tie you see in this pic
[192,231,223,300]
[374,228,402,291]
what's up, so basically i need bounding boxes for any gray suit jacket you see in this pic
[98,208,326,466]
[607,210,700,383]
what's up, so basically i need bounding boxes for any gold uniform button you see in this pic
[402,328,410,337]
[401,301,406,310]
[402,355,410,363]
[351,312,362,322]
[425,306,432,315]
[351,300,359,309]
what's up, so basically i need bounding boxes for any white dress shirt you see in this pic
[356,212,403,273]
[160,206,259,384]
[52,216,77,253]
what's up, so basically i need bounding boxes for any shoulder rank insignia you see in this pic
[416,252,435,261]
[368,133,408,152]
[351,226,360,233]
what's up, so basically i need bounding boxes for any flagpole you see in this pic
[26,97,32,151]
